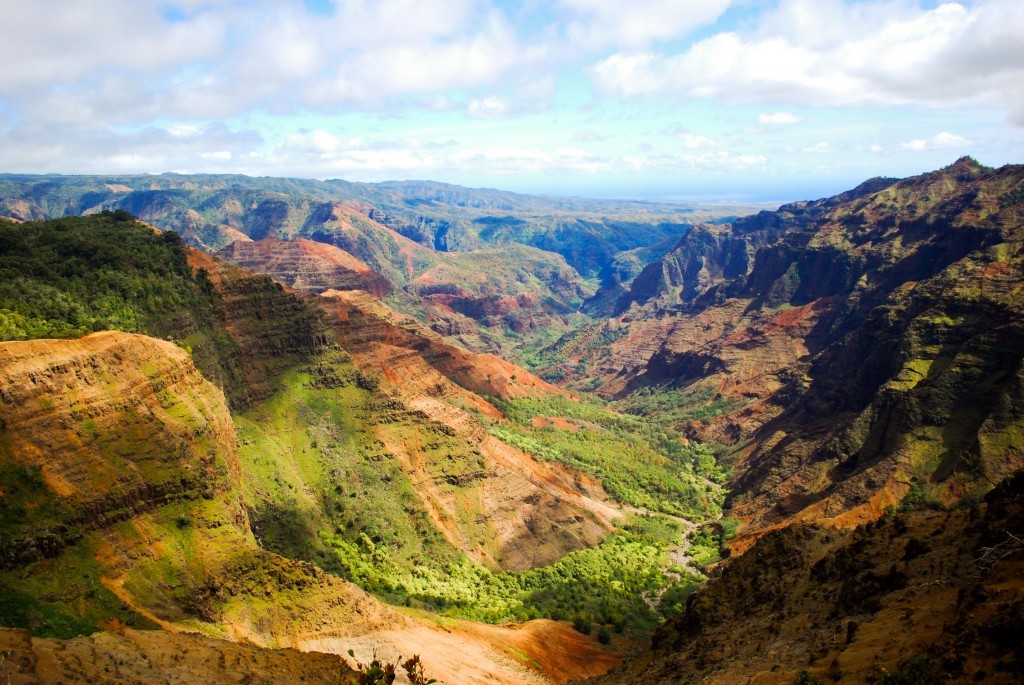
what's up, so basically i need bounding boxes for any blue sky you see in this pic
[0,0,1022,200]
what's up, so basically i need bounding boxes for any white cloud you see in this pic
[672,151,768,172]
[560,0,734,50]
[466,97,512,120]
[589,0,1024,123]
[308,13,544,106]
[803,142,831,153]
[573,130,607,143]
[0,1,225,89]
[0,122,263,175]
[0,0,1019,190]
[759,112,804,126]
[168,125,202,138]
[898,131,970,151]
[449,145,611,175]
[201,150,233,161]
[680,133,720,150]
[0,0,550,122]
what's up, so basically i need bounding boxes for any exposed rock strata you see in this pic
[0,332,243,569]
[591,474,1024,684]
[217,236,393,298]
[314,289,619,570]
[555,159,1024,540]
[0,626,354,685]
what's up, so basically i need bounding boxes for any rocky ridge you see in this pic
[217,236,393,299]
[591,475,1024,684]
[550,159,1024,543]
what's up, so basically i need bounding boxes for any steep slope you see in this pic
[0,213,629,581]
[0,332,621,685]
[549,159,1024,543]
[0,332,396,642]
[216,237,393,298]
[0,174,767,368]
[301,288,619,571]
[0,626,354,684]
[593,474,1024,685]
[407,243,592,346]
[0,213,330,411]
[215,233,594,362]
[0,332,241,574]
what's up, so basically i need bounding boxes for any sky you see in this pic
[0,0,1022,201]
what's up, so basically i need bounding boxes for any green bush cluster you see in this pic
[237,360,695,636]
[320,515,686,635]
[487,395,725,519]
[613,384,739,429]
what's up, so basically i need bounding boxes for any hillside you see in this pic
[4,161,1023,685]
[0,331,625,684]
[541,159,1024,546]
[215,233,594,363]
[0,173,759,365]
[593,474,1024,684]
[0,172,723,277]
[0,212,725,683]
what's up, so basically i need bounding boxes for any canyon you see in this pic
[1,159,1022,684]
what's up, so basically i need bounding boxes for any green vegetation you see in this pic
[0,212,217,341]
[0,463,74,544]
[0,212,727,643]
[486,394,725,519]
[0,212,327,407]
[334,514,688,636]
[613,384,740,427]
[686,528,724,570]
[347,652,439,685]
[685,517,740,572]
[0,537,158,638]
[878,654,945,684]
[235,351,468,590]
[234,353,702,635]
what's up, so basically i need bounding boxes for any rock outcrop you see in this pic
[554,159,1024,540]
[0,332,243,570]
[592,474,1024,684]
[217,237,393,299]
[0,626,354,685]
[184,250,331,409]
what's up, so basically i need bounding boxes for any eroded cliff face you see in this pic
[312,289,618,570]
[0,331,397,643]
[216,237,394,299]
[592,476,1024,685]
[0,330,618,685]
[0,626,354,685]
[0,332,244,570]
[184,250,331,409]
[556,159,1024,541]
[215,229,594,363]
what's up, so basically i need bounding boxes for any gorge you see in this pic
[0,158,1022,684]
